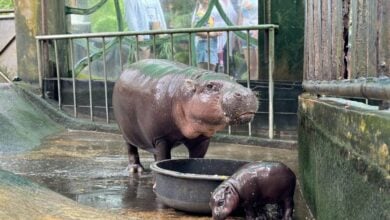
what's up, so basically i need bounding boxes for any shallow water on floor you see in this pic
[0,130,313,219]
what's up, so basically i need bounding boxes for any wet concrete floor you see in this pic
[0,130,313,219]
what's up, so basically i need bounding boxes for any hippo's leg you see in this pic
[184,137,210,158]
[154,139,171,161]
[243,205,257,220]
[127,143,144,173]
[280,198,294,220]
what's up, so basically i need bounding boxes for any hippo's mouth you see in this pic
[228,111,256,124]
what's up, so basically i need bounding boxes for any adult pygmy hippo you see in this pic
[210,161,296,220]
[113,59,258,172]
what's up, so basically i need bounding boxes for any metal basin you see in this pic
[150,158,249,214]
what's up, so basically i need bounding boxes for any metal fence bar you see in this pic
[227,30,232,135]
[246,30,251,87]
[102,37,109,123]
[268,28,275,139]
[36,25,279,40]
[207,32,210,70]
[153,34,156,59]
[246,30,252,136]
[135,35,139,61]
[69,38,77,118]
[0,9,14,14]
[86,38,94,121]
[226,30,230,76]
[170,33,174,61]
[53,39,62,110]
[188,33,192,66]
[36,39,43,96]
[119,36,123,72]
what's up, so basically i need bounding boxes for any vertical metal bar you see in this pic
[170,33,174,61]
[268,28,275,139]
[207,32,210,70]
[246,30,251,86]
[36,39,43,97]
[263,0,271,64]
[188,33,192,66]
[265,0,271,24]
[227,30,233,134]
[54,40,62,110]
[226,30,230,76]
[246,30,252,136]
[102,37,109,123]
[69,38,77,118]
[119,36,123,72]
[248,122,252,136]
[42,40,49,89]
[86,38,94,121]
[153,34,156,59]
[136,35,139,61]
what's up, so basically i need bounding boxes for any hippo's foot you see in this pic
[126,163,144,174]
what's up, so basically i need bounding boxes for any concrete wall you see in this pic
[13,0,66,83]
[298,94,389,219]
[0,15,17,79]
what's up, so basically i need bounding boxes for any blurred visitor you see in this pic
[124,0,167,59]
[239,0,259,80]
[215,0,238,74]
[192,0,221,71]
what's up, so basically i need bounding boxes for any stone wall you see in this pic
[298,94,389,219]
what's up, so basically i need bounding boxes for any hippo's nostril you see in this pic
[234,92,241,97]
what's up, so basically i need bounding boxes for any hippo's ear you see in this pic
[224,185,233,196]
[224,185,237,197]
[183,79,197,94]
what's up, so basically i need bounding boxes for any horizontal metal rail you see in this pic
[303,77,390,100]
[36,25,278,40]
[36,25,278,139]
[0,9,14,13]
[0,9,14,19]
[0,15,14,20]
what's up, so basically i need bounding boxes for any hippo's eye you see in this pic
[217,200,224,207]
[206,83,214,90]
[206,83,220,92]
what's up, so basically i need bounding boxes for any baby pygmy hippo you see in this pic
[209,161,296,220]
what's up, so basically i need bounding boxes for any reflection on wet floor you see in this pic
[0,130,313,219]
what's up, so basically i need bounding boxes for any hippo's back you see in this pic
[231,161,296,203]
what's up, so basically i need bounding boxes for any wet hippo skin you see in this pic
[113,59,258,172]
[210,161,296,220]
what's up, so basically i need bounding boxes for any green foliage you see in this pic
[0,0,13,9]
[163,0,196,28]
[89,0,125,32]
[91,15,117,32]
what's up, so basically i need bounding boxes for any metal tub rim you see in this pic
[150,158,249,181]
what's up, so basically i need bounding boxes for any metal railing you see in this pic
[36,25,278,139]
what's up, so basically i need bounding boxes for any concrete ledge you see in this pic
[212,134,297,149]
[298,94,390,219]
[0,169,136,219]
